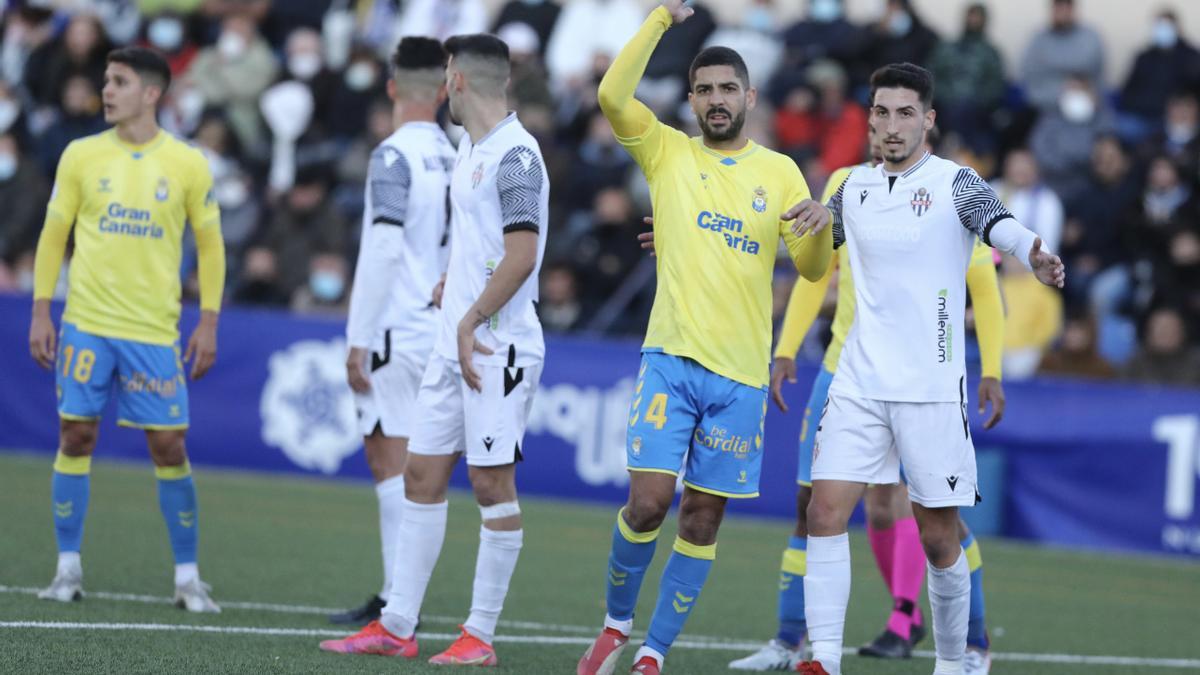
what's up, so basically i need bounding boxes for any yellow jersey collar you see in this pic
[696,138,759,166]
[108,128,167,158]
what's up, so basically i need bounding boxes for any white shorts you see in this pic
[812,393,979,508]
[354,331,426,438]
[408,352,542,467]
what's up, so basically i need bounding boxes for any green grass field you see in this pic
[1,451,1198,674]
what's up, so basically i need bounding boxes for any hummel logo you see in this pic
[860,189,869,205]
[482,437,495,452]
[947,475,959,491]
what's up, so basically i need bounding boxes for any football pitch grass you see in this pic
[1,451,1198,674]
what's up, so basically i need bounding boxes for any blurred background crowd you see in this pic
[0,0,1197,386]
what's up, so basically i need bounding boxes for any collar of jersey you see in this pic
[878,151,932,181]
[107,128,167,156]
[696,138,759,165]
[471,112,518,146]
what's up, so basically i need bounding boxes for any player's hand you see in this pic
[457,316,494,393]
[184,312,218,380]
[977,376,1005,430]
[784,199,832,238]
[770,356,797,412]
[661,0,694,24]
[29,303,56,370]
[346,347,371,394]
[1028,237,1065,288]
[432,275,446,309]
[639,216,656,257]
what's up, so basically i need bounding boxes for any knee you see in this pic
[148,432,187,466]
[60,422,97,456]
[919,521,960,565]
[806,494,849,535]
[623,492,670,533]
[405,462,447,502]
[677,501,723,545]
[864,492,895,530]
[793,488,812,534]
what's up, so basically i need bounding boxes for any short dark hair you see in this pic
[107,47,171,93]
[444,33,509,65]
[391,36,446,72]
[869,62,934,109]
[689,46,750,90]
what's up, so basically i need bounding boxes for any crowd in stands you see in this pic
[0,0,1197,386]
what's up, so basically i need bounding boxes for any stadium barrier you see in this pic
[1,293,1198,558]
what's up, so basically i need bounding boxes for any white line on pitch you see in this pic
[1,621,1199,669]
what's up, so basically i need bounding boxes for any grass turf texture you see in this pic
[0,451,1197,674]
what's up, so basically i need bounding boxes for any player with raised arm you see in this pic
[319,33,548,666]
[576,2,832,674]
[328,37,455,627]
[729,132,1002,674]
[28,47,225,612]
[794,63,1063,675]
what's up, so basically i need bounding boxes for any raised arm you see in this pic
[597,3,688,140]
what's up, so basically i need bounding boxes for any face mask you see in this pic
[310,271,344,301]
[344,62,376,92]
[1059,89,1095,123]
[1153,19,1178,49]
[148,17,184,52]
[17,267,35,292]
[1167,122,1196,144]
[745,7,774,32]
[0,152,16,180]
[288,52,322,80]
[888,11,912,37]
[218,32,247,60]
[216,178,249,208]
[0,100,17,133]
[809,0,842,22]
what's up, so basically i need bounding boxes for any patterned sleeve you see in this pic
[952,167,1014,245]
[826,176,847,249]
[497,145,543,233]
[368,146,412,227]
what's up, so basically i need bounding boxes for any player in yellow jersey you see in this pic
[577,3,832,674]
[27,47,225,612]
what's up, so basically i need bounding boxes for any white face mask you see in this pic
[288,52,322,80]
[216,177,249,208]
[1060,89,1095,123]
[344,62,376,92]
[17,267,35,292]
[810,0,842,22]
[1153,19,1178,49]
[148,17,184,52]
[0,100,18,134]
[0,152,16,181]
[218,32,247,60]
[888,11,912,37]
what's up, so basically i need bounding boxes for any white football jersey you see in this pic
[346,121,455,353]
[435,113,549,366]
[828,153,1014,403]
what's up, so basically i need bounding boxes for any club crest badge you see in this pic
[752,186,767,213]
[911,187,932,216]
[156,177,169,202]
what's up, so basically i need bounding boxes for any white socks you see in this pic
[633,645,665,669]
[929,551,971,674]
[57,551,81,575]
[375,475,405,598]
[174,562,199,586]
[380,499,448,638]
[805,533,851,675]
[463,525,523,645]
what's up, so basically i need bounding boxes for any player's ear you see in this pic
[386,77,397,103]
[746,86,757,112]
[435,82,448,106]
[925,107,936,132]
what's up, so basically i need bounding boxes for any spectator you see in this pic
[539,262,583,333]
[498,22,554,115]
[281,27,340,137]
[0,81,32,150]
[992,148,1064,254]
[1029,75,1116,203]
[24,12,111,110]
[571,188,641,308]
[36,74,106,179]
[492,0,561,58]
[564,111,632,227]
[0,132,48,270]
[193,111,260,256]
[927,3,1005,156]
[545,0,641,93]
[1122,307,1200,386]
[701,0,783,91]
[326,47,388,141]
[1,2,57,86]
[1146,90,1200,180]
[1001,250,1064,380]
[255,168,347,299]
[863,0,939,73]
[186,14,279,152]
[396,0,488,43]
[775,0,868,96]
[91,0,145,46]
[291,252,351,315]
[1127,156,1198,321]
[232,246,289,306]
[808,59,867,177]
[1019,0,1105,113]
[141,11,199,77]
[774,81,821,160]
[1119,10,1200,136]
[1038,310,1116,379]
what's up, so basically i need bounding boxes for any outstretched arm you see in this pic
[597,3,690,141]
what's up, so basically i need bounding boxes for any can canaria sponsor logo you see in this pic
[696,210,760,254]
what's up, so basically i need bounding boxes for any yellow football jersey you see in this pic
[45,130,220,345]
[619,123,820,389]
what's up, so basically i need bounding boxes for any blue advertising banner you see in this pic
[1,293,1198,557]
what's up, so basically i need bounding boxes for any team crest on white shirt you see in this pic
[911,187,932,216]
[752,186,767,213]
[155,177,169,201]
[471,162,484,189]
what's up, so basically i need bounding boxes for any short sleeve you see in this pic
[952,168,1013,245]
[368,145,412,227]
[186,152,221,232]
[497,145,543,233]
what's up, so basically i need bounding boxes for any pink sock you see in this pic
[886,517,926,639]
[866,522,897,594]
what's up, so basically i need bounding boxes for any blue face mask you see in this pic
[810,0,842,22]
[746,7,774,32]
[310,271,344,301]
